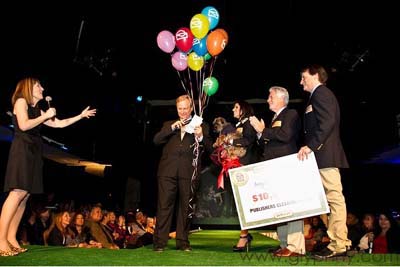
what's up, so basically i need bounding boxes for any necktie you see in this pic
[181,126,186,140]
[271,113,277,123]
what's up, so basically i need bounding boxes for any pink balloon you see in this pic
[157,30,175,53]
[171,52,188,71]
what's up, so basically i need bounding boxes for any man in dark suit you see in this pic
[153,94,212,252]
[250,86,304,257]
[297,64,351,259]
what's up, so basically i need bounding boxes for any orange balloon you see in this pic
[214,28,228,42]
[206,30,228,56]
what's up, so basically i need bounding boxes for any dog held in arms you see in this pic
[212,117,246,161]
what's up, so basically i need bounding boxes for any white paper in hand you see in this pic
[185,115,203,134]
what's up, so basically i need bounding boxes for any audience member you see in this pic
[372,211,400,253]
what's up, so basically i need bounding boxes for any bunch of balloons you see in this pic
[157,6,228,115]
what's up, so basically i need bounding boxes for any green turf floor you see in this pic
[1,230,398,266]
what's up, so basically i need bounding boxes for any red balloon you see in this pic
[175,27,194,53]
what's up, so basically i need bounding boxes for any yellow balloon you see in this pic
[187,52,204,71]
[190,14,210,39]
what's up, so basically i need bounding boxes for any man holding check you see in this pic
[250,85,304,257]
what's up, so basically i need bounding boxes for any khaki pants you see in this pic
[320,168,351,252]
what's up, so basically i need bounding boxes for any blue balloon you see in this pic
[192,37,208,56]
[201,6,219,30]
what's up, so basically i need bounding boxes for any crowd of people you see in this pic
[3,195,400,256]
[12,199,159,250]
[304,211,400,255]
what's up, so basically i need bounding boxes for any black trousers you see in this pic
[154,175,191,248]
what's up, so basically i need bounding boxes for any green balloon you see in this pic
[203,77,219,96]
[204,53,212,61]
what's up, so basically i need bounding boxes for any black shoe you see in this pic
[312,247,347,259]
[233,233,253,252]
[153,246,165,252]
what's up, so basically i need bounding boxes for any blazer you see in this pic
[232,118,258,165]
[84,219,115,249]
[154,119,212,178]
[304,85,349,169]
[259,108,301,160]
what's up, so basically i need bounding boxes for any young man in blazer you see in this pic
[297,64,351,259]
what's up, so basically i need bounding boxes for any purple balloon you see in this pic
[157,30,175,53]
[171,52,187,71]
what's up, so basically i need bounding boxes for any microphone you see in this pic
[368,234,373,254]
[45,96,55,120]
[45,96,52,109]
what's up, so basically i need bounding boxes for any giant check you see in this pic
[228,152,329,230]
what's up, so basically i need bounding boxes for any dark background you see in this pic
[1,0,399,216]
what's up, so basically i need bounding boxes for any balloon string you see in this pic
[197,71,202,117]
[176,71,188,94]
[187,68,197,115]
[187,139,200,219]
[209,56,217,78]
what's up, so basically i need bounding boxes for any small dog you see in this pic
[212,117,247,159]
[212,117,235,135]
[213,132,246,158]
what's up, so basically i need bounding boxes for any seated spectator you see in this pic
[106,211,127,248]
[84,205,119,249]
[371,211,400,254]
[46,211,74,246]
[346,212,363,250]
[303,217,312,238]
[28,204,52,245]
[146,217,155,234]
[69,212,102,248]
[100,210,114,235]
[126,211,153,249]
[358,213,377,252]
[305,216,329,252]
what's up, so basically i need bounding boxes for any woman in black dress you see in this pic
[229,100,258,252]
[0,77,96,256]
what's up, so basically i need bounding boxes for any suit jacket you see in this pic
[84,219,115,249]
[232,118,258,165]
[304,85,349,168]
[154,119,212,178]
[259,108,301,160]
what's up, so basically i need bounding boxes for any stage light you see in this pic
[136,95,143,102]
